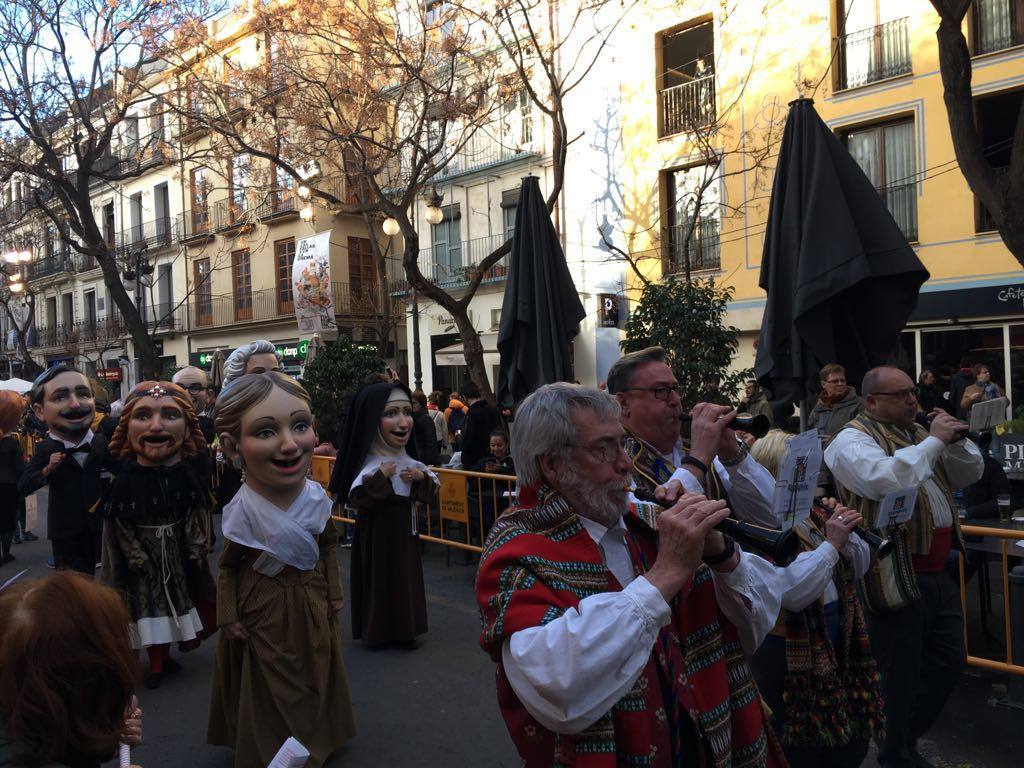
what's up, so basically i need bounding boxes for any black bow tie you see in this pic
[68,444,92,455]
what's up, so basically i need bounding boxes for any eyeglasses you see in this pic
[183,383,206,395]
[871,386,919,400]
[624,383,681,402]
[569,436,630,463]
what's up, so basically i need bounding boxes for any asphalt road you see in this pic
[2,490,1022,768]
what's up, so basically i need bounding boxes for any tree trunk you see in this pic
[451,308,493,402]
[94,246,161,380]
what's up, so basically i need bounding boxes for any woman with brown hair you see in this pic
[208,372,354,768]
[0,391,25,566]
[0,572,143,768]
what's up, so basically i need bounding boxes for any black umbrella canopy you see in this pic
[754,98,929,412]
[497,175,586,407]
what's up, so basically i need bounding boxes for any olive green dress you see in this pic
[207,519,355,767]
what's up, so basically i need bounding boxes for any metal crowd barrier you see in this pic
[958,523,1024,677]
[312,455,517,554]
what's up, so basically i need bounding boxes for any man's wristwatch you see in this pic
[719,440,749,467]
[704,534,736,565]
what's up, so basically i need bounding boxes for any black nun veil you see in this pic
[328,381,415,503]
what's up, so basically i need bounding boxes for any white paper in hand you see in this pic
[876,487,918,530]
[268,738,310,768]
[770,430,823,530]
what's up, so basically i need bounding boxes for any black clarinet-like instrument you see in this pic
[632,486,802,565]
[812,496,893,558]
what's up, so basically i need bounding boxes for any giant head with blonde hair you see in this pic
[214,371,317,508]
[109,381,207,465]
[0,390,25,436]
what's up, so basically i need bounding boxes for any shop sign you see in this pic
[95,367,123,383]
[999,435,1024,479]
[196,339,309,369]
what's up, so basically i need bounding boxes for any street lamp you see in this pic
[424,188,444,225]
[382,216,401,237]
[297,184,314,222]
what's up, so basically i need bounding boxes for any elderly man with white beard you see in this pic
[476,383,787,768]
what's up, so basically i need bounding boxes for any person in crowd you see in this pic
[19,366,114,574]
[948,357,975,421]
[411,390,441,466]
[963,431,1011,520]
[172,366,216,442]
[216,341,285,509]
[427,390,448,457]
[0,572,144,768]
[960,363,1004,416]
[749,430,883,768]
[471,429,516,477]
[208,372,355,767]
[459,380,503,471]
[739,379,773,423]
[0,392,25,566]
[607,346,781,527]
[916,368,945,418]
[221,340,283,390]
[330,381,438,648]
[445,391,468,451]
[807,363,863,442]
[88,378,118,440]
[476,383,786,767]
[100,381,213,689]
[825,366,984,768]
[468,429,516,549]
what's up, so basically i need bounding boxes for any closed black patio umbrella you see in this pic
[497,175,586,407]
[754,98,929,419]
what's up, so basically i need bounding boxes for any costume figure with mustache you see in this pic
[330,381,439,647]
[99,381,214,690]
[19,365,116,574]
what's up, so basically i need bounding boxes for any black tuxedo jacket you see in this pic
[19,434,114,539]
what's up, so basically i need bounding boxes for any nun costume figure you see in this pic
[330,382,438,647]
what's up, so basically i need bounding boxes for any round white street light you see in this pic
[382,217,401,237]
[9,282,23,293]
[297,185,311,200]
[299,205,314,222]
[424,188,444,225]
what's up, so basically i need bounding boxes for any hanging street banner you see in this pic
[292,230,337,333]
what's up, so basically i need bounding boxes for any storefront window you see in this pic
[1009,325,1024,418]
[921,326,1006,411]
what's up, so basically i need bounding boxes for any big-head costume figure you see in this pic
[99,380,214,689]
[19,365,112,573]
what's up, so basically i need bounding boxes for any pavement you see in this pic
[1,490,1021,767]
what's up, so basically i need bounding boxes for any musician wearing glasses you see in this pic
[476,383,786,768]
[607,346,780,527]
[18,365,118,574]
[824,366,983,768]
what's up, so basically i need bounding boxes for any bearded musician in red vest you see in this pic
[477,383,786,768]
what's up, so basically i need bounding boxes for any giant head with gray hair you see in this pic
[511,382,630,526]
[222,340,283,390]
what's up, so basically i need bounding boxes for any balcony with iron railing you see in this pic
[212,197,253,232]
[115,216,179,258]
[139,302,188,333]
[26,250,76,280]
[417,232,510,289]
[253,188,301,221]
[177,208,214,243]
[192,282,385,330]
[666,217,721,273]
[877,181,918,241]
[30,315,125,349]
[974,0,1024,55]
[424,129,540,183]
[837,17,912,90]
[117,130,171,173]
[659,72,716,137]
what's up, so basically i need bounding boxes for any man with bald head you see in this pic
[173,366,215,444]
[825,365,983,768]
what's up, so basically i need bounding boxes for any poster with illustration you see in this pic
[292,230,337,332]
[771,429,823,530]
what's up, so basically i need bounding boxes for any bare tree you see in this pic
[929,0,1024,265]
[0,0,217,379]
[169,0,639,399]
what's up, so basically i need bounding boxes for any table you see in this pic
[962,517,1024,646]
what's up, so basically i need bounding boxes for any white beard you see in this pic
[557,468,630,528]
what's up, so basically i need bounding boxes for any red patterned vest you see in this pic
[476,486,784,768]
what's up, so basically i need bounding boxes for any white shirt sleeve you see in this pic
[778,542,839,612]
[843,529,873,580]
[502,575,671,734]
[667,452,778,527]
[710,548,782,654]
[825,430,946,499]
[939,438,985,490]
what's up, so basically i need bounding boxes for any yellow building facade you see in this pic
[618,0,1024,406]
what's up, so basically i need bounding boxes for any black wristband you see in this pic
[704,534,736,565]
[680,455,710,476]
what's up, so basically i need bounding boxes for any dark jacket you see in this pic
[0,434,24,487]
[470,454,516,477]
[807,386,864,438]
[738,391,773,424]
[460,400,502,471]
[964,452,1012,520]
[18,434,114,540]
[413,409,441,467]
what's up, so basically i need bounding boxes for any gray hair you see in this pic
[222,340,281,387]
[606,346,668,394]
[511,382,620,487]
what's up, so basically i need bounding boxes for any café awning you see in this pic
[434,333,500,367]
